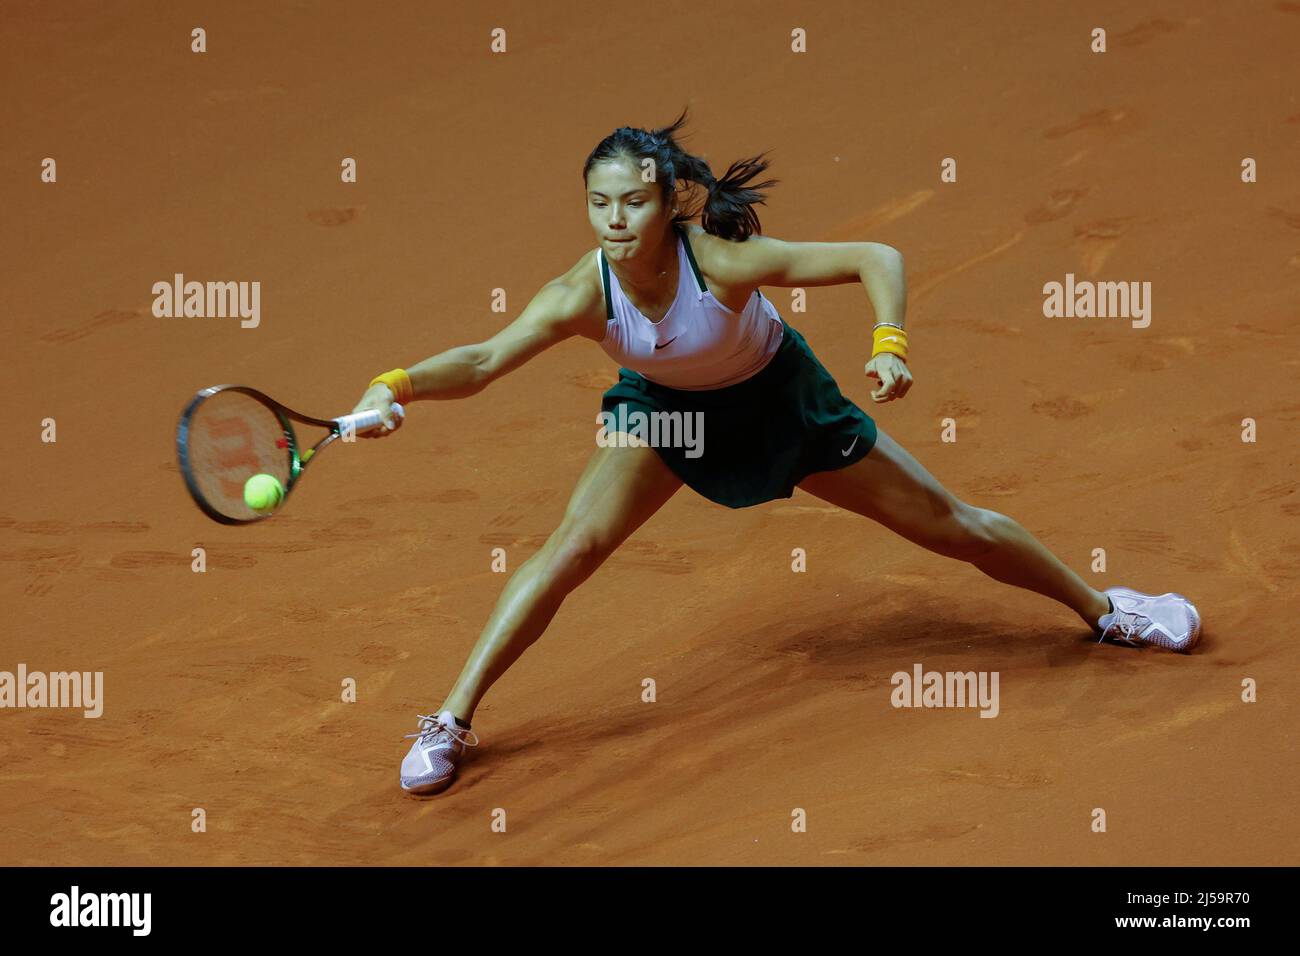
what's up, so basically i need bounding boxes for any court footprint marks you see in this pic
[2,548,80,599]
[373,586,461,629]
[0,518,150,536]
[111,550,258,569]
[337,494,399,512]
[1,522,143,597]
[110,538,318,573]
[947,318,1020,335]
[82,521,151,534]
[1109,697,1238,745]
[489,415,552,448]
[251,653,311,673]
[484,488,559,531]
[936,399,979,418]
[1112,528,1175,556]
[1112,528,1218,573]
[307,207,362,227]
[1112,18,1184,47]
[821,189,935,241]
[910,231,1025,303]
[1258,481,1300,520]
[768,503,842,517]
[1074,218,1133,274]
[848,821,983,855]
[568,369,618,390]
[478,532,549,550]
[1023,188,1087,224]
[1043,108,1130,141]
[109,551,191,569]
[966,473,1022,498]
[1256,480,1297,503]
[1267,207,1300,230]
[772,627,880,671]
[310,516,376,541]
[39,309,140,345]
[422,489,479,504]
[1030,396,1094,420]
[338,490,480,512]
[1110,335,1198,374]
[930,398,983,434]
[1,520,73,536]
[926,766,1053,789]
[353,642,410,665]
[613,539,695,575]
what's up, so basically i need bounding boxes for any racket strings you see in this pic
[185,392,294,521]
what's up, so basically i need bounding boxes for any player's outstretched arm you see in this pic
[348,254,601,436]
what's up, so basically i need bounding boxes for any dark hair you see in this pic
[582,106,778,242]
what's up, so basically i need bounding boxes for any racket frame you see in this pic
[176,384,401,525]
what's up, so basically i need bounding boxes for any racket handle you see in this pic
[334,402,405,435]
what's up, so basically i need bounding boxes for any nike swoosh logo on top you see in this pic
[841,435,859,456]
[654,336,678,350]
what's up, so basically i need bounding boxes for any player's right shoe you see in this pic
[399,709,479,796]
[1096,586,1202,652]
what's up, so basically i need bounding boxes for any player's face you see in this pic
[586,158,672,262]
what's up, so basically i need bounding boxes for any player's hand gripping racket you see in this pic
[176,385,403,524]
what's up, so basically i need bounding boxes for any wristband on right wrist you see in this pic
[369,368,413,405]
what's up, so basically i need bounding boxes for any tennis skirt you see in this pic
[599,322,878,509]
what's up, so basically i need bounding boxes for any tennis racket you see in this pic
[176,385,404,525]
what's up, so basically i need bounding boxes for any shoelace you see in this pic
[404,714,480,750]
[1098,611,1150,647]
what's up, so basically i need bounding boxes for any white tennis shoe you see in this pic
[399,709,479,795]
[1096,586,1202,652]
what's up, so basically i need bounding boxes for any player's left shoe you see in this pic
[1096,586,1202,652]
[399,709,479,795]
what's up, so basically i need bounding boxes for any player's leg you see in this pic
[797,428,1110,628]
[438,435,682,721]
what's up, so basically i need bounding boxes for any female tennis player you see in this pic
[350,110,1202,797]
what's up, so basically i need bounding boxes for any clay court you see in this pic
[2,1,1296,866]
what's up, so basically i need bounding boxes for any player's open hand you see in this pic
[350,383,405,438]
[865,353,912,404]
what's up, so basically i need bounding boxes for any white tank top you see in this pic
[597,224,785,390]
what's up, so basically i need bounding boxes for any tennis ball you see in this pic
[243,473,285,515]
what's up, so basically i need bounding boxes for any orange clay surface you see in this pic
[1,1,1297,865]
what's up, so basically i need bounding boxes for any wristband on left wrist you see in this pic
[870,323,909,362]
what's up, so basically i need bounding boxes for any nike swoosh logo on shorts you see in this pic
[655,336,678,350]
[841,436,859,456]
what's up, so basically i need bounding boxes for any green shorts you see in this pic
[599,321,878,509]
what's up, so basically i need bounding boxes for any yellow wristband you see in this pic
[871,324,909,362]
[369,368,413,405]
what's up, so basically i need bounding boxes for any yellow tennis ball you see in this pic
[243,473,285,515]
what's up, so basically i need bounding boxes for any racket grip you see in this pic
[334,403,405,435]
